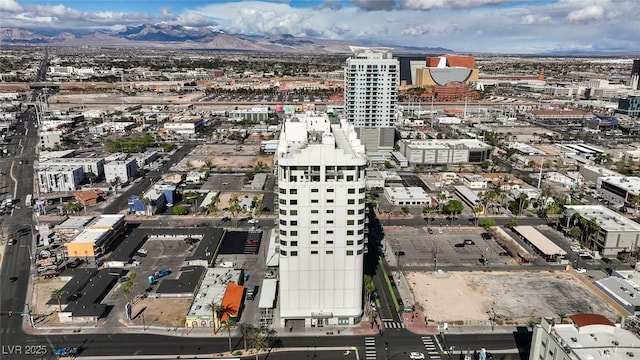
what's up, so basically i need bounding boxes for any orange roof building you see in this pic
[221,283,245,322]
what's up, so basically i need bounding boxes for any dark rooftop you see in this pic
[155,266,205,295]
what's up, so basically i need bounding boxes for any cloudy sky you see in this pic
[1,0,639,54]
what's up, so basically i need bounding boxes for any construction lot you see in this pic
[174,144,272,172]
[406,270,621,326]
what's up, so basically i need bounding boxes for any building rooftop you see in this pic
[596,275,640,309]
[86,214,124,230]
[600,176,640,195]
[69,229,109,244]
[278,112,365,160]
[402,139,490,149]
[565,205,640,232]
[188,268,242,318]
[155,265,206,295]
[551,316,640,360]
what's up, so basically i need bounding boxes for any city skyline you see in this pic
[1,0,639,54]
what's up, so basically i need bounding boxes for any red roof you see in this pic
[569,313,614,327]
[221,283,245,321]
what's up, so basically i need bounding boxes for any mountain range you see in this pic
[0,24,451,54]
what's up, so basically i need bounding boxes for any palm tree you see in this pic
[51,288,64,312]
[110,176,122,195]
[219,320,235,353]
[139,195,152,216]
[205,301,221,334]
[237,322,255,351]
[228,193,241,227]
[249,326,278,360]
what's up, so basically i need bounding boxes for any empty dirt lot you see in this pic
[407,270,620,326]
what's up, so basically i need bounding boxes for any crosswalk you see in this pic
[364,336,377,360]
[422,336,442,360]
[382,319,405,329]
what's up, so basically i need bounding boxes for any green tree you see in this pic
[207,194,220,217]
[205,302,221,335]
[219,320,234,353]
[479,218,496,228]
[472,205,484,226]
[237,322,255,352]
[172,205,188,215]
[443,199,463,225]
[228,193,241,226]
[85,171,97,186]
[421,205,437,225]
[506,219,519,229]
[401,206,411,215]
[110,176,122,195]
[51,288,65,312]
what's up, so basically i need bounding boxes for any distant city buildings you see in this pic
[277,112,367,327]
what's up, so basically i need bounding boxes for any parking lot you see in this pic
[384,226,519,268]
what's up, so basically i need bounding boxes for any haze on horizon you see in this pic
[1,0,639,54]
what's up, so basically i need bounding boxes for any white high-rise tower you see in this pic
[345,46,399,152]
[277,112,367,327]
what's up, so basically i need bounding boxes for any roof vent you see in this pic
[571,337,578,342]
[627,352,634,357]
[613,341,619,346]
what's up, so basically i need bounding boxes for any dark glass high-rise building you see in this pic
[631,59,640,90]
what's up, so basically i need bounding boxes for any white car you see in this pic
[575,267,587,274]
[137,248,148,255]
[247,218,258,224]
[410,352,425,360]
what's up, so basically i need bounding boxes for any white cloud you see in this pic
[0,0,22,12]
[567,4,604,22]
[401,0,511,10]
[521,14,551,25]
[1,0,640,54]
[351,0,396,11]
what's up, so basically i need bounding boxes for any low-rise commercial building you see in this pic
[397,139,492,166]
[529,315,639,360]
[597,176,640,206]
[37,164,84,193]
[563,205,640,257]
[384,186,430,206]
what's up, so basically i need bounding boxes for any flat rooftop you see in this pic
[565,205,640,232]
[553,322,640,360]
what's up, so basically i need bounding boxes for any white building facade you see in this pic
[345,46,399,152]
[277,112,367,327]
[104,159,138,185]
[37,164,84,193]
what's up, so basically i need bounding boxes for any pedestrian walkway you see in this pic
[421,335,442,360]
[364,336,377,360]
[382,319,405,329]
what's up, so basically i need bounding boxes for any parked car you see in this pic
[575,267,587,274]
[427,228,433,234]
[8,238,15,246]
[184,237,199,244]
[464,239,475,245]
[498,252,509,257]
[9,276,18,282]
[247,218,259,224]
[481,232,492,240]
[410,352,425,359]
[137,248,148,255]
